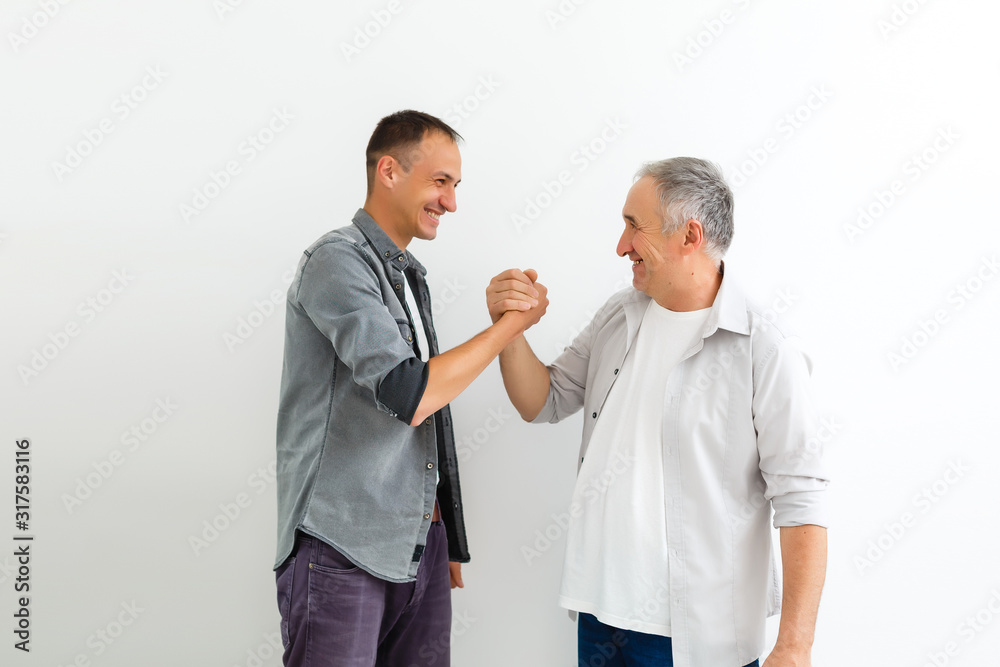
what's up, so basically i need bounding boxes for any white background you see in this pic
[2,1,999,665]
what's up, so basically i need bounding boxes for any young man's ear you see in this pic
[374,154,399,189]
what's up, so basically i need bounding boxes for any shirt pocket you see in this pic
[396,319,415,348]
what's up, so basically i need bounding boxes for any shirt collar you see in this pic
[351,208,427,276]
[623,262,750,345]
[706,263,750,337]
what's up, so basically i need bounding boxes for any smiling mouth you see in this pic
[632,259,643,265]
[425,209,441,222]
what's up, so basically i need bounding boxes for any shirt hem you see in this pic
[559,595,672,637]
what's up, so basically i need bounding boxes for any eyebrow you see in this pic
[623,214,637,224]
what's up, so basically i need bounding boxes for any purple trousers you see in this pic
[276,523,452,667]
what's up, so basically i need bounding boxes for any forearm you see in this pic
[409,313,527,426]
[498,335,550,421]
[773,524,827,652]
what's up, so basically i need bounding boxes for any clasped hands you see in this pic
[486,268,549,331]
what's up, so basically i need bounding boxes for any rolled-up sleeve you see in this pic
[293,241,426,424]
[533,339,590,425]
[752,334,831,528]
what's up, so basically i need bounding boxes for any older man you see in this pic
[488,157,829,667]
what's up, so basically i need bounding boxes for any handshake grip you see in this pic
[486,268,549,331]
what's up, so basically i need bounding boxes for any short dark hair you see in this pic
[365,110,463,193]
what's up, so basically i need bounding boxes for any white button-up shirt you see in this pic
[532,271,830,667]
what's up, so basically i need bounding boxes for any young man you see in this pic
[274,110,546,666]
[487,158,829,666]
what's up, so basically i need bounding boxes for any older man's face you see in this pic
[616,176,686,301]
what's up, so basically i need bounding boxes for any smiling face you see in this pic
[616,175,686,302]
[383,131,462,248]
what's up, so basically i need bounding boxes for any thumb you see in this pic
[523,268,538,283]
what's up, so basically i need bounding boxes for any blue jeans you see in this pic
[578,613,759,667]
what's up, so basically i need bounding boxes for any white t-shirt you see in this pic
[403,276,428,362]
[558,299,711,636]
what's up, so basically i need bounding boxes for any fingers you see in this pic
[449,562,464,589]
[487,269,547,324]
[490,278,538,299]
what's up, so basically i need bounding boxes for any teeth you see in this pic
[632,259,642,265]
[426,210,440,221]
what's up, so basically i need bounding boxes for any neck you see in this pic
[651,259,723,312]
[362,198,409,251]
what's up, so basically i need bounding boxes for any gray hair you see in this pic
[635,157,734,264]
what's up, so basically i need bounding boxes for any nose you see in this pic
[441,185,457,213]
[616,226,633,257]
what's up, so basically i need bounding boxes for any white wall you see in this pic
[2,1,998,665]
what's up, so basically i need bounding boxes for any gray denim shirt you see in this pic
[275,209,469,582]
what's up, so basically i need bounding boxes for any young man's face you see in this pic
[387,131,462,246]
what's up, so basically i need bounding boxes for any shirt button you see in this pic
[395,283,401,290]
[614,369,619,375]
[592,412,597,418]
[425,418,432,425]
[424,513,431,520]
[384,251,390,257]
[397,256,404,262]
[407,336,412,341]
[426,463,434,469]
